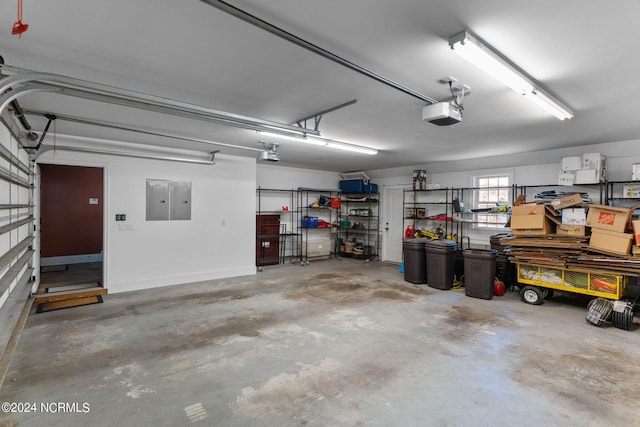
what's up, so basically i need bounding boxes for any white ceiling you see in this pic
[1,0,639,172]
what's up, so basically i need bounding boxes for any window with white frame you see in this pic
[474,174,511,228]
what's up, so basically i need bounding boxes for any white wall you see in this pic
[257,163,341,190]
[37,142,257,294]
[371,139,640,182]
[369,139,640,251]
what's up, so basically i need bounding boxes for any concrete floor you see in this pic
[1,259,639,427]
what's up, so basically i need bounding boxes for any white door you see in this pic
[382,186,406,263]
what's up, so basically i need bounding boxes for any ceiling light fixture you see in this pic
[322,139,378,155]
[448,30,573,120]
[256,131,378,155]
[256,130,309,142]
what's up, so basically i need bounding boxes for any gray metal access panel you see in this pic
[146,179,191,221]
[170,181,192,220]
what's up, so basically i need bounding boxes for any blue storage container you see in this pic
[301,216,319,228]
[340,179,378,193]
[365,183,378,193]
[339,179,365,193]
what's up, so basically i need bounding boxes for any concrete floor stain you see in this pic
[234,358,396,419]
[285,272,429,304]
[509,340,640,418]
[4,259,640,426]
[447,305,494,324]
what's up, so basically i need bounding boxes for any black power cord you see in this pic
[449,80,464,119]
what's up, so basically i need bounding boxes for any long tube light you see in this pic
[523,89,574,121]
[36,144,217,165]
[449,30,573,120]
[257,131,378,155]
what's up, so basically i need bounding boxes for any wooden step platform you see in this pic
[34,285,107,313]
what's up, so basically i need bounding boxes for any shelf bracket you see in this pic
[294,99,358,131]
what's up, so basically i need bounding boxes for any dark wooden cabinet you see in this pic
[256,214,280,266]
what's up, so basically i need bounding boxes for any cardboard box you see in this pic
[557,224,586,236]
[557,170,576,186]
[633,163,640,181]
[549,193,582,210]
[574,152,605,183]
[510,205,554,235]
[561,156,582,171]
[633,220,640,245]
[589,229,633,255]
[582,152,604,171]
[586,205,631,233]
[562,208,587,225]
[575,169,599,184]
[622,185,640,198]
[545,206,562,225]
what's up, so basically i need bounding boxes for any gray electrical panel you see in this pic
[146,179,192,221]
[170,181,192,220]
[146,179,170,221]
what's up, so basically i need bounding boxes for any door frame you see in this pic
[34,159,109,292]
[381,184,408,263]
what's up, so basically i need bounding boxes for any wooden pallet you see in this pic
[34,286,107,313]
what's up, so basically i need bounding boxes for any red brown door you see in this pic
[40,164,104,259]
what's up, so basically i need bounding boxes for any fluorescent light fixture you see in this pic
[257,130,308,142]
[322,139,378,155]
[449,30,573,120]
[257,130,326,147]
[257,131,378,155]
[524,89,574,120]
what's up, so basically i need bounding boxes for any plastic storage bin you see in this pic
[463,249,497,299]
[301,216,319,228]
[339,179,378,193]
[364,183,378,193]
[424,239,457,290]
[340,179,366,193]
[403,238,428,284]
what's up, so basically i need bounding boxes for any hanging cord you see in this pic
[449,80,464,118]
[53,117,56,155]
[12,0,29,37]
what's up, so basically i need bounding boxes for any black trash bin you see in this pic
[463,248,498,299]
[454,249,465,281]
[496,252,516,288]
[403,238,428,284]
[424,239,457,290]
[491,233,514,288]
